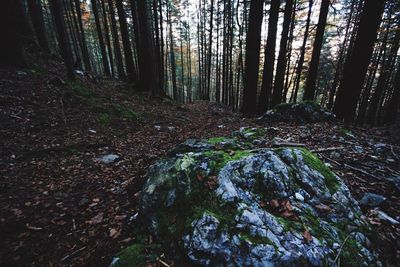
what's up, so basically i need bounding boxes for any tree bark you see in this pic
[258,0,280,113]
[271,0,294,107]
[303,0,330,101]
[242,0,264,116]
[333,0,386,122]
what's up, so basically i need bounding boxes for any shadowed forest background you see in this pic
[0,0,400,266]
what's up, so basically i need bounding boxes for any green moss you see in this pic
[113,103,141,120]
[68,80,92,98]
[298,148,340,194]
[97,113,111,125]
[274,102,292,111]
[204,150,251,174]
[238,233,275,247]
[113,244,145,267]
[208,137,229,144]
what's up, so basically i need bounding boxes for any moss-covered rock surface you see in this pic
[112,128,379,266]
[259,101,335,123]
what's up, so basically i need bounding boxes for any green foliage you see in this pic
[112,103,141,120]
[207,137,229,144]
[68,80,92,98]
[97,113,111,125]
[113,244,146,267]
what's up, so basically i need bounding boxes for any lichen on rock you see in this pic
[114,129,379,266]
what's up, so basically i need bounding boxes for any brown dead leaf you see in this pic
[303,228,312,243]
[86,213,104,225]
[197,172,205,182]
[270,199,279,209]
[315,204,332,213]
[109,228,120,239]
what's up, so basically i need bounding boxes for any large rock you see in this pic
[117,129,379,266]
[258,101,335,123]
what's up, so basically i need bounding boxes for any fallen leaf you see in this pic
[86,213,104,225]
[26,223,43,231]
[270,199,279,209]
[315,204,332,213]
[303,228,312,243]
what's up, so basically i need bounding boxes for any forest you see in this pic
[0,0,399,266]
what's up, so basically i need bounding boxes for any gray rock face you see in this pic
[138,130,378,266]
[359,193,386,207]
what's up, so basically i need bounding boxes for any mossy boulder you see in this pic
[112,130,378,266]
[259,101,335,123]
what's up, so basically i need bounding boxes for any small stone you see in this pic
[353,146,364,154]
[78,198,89,206]
[98,154,120,164]
[295,192,305,202]
[375,210,399,225]
[359,193,386,207]
[332,243,340,250]
[154,125,161,131]
[329,151,341,159]
[167,126,176,132]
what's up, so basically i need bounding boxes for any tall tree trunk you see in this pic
[91,0,111,76]
[292,0,313,103]
[258,0,280,113]
[303,0,330,101]
[385,61,400,124]
[101,0,115,76]
[206,0,215,101]
[0,0,26,67]
[333,0,385,122]
[74,0,92,71]
[27,0,50,53]
[115,0,137,82]
[50,0,74,79]
[107,0,125,78]
[366,26,400,124]
[271,0,294,107]
[167,5,178,100]
[242,0,264,116]
[135,0,160,94]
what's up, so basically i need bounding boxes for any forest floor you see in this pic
[0,57,399,266]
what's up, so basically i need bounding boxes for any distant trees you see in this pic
[2,0,400,126]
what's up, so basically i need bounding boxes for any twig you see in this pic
[333,234,352,264]
[272,142,306,147]
[311,147,344,153]
[60,246,86,262]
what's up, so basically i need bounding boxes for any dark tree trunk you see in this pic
[107,0,125,78]
[0,0,26,67]
[74,0,91,71]
[101,0,115,76]
[292,0,313,103]
[303,0,330,101]
[206,0,215,101]
[50,0,74,79]
[27,0,50,53]
[333,0,386,122]
[115,0,137,82]
[167,5,178,100]
[258,0,280,113]
[385,61,400,124]
[241,0,264,116]
[366,27,400,124]
[91,0,111,76]
[135,0,160,94]
[271,0,294,107]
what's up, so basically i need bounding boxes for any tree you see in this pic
[242,0,264,116]
[115,0,137,82]
[0,0,26,67]
[271,0,294,107]
[107,0,125,78]
[303,0,330,101]
[91,0,111,76]
[258,0,280,113]
[27,0,50,53]
[333,0,386,122]
[50,0,75,79]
